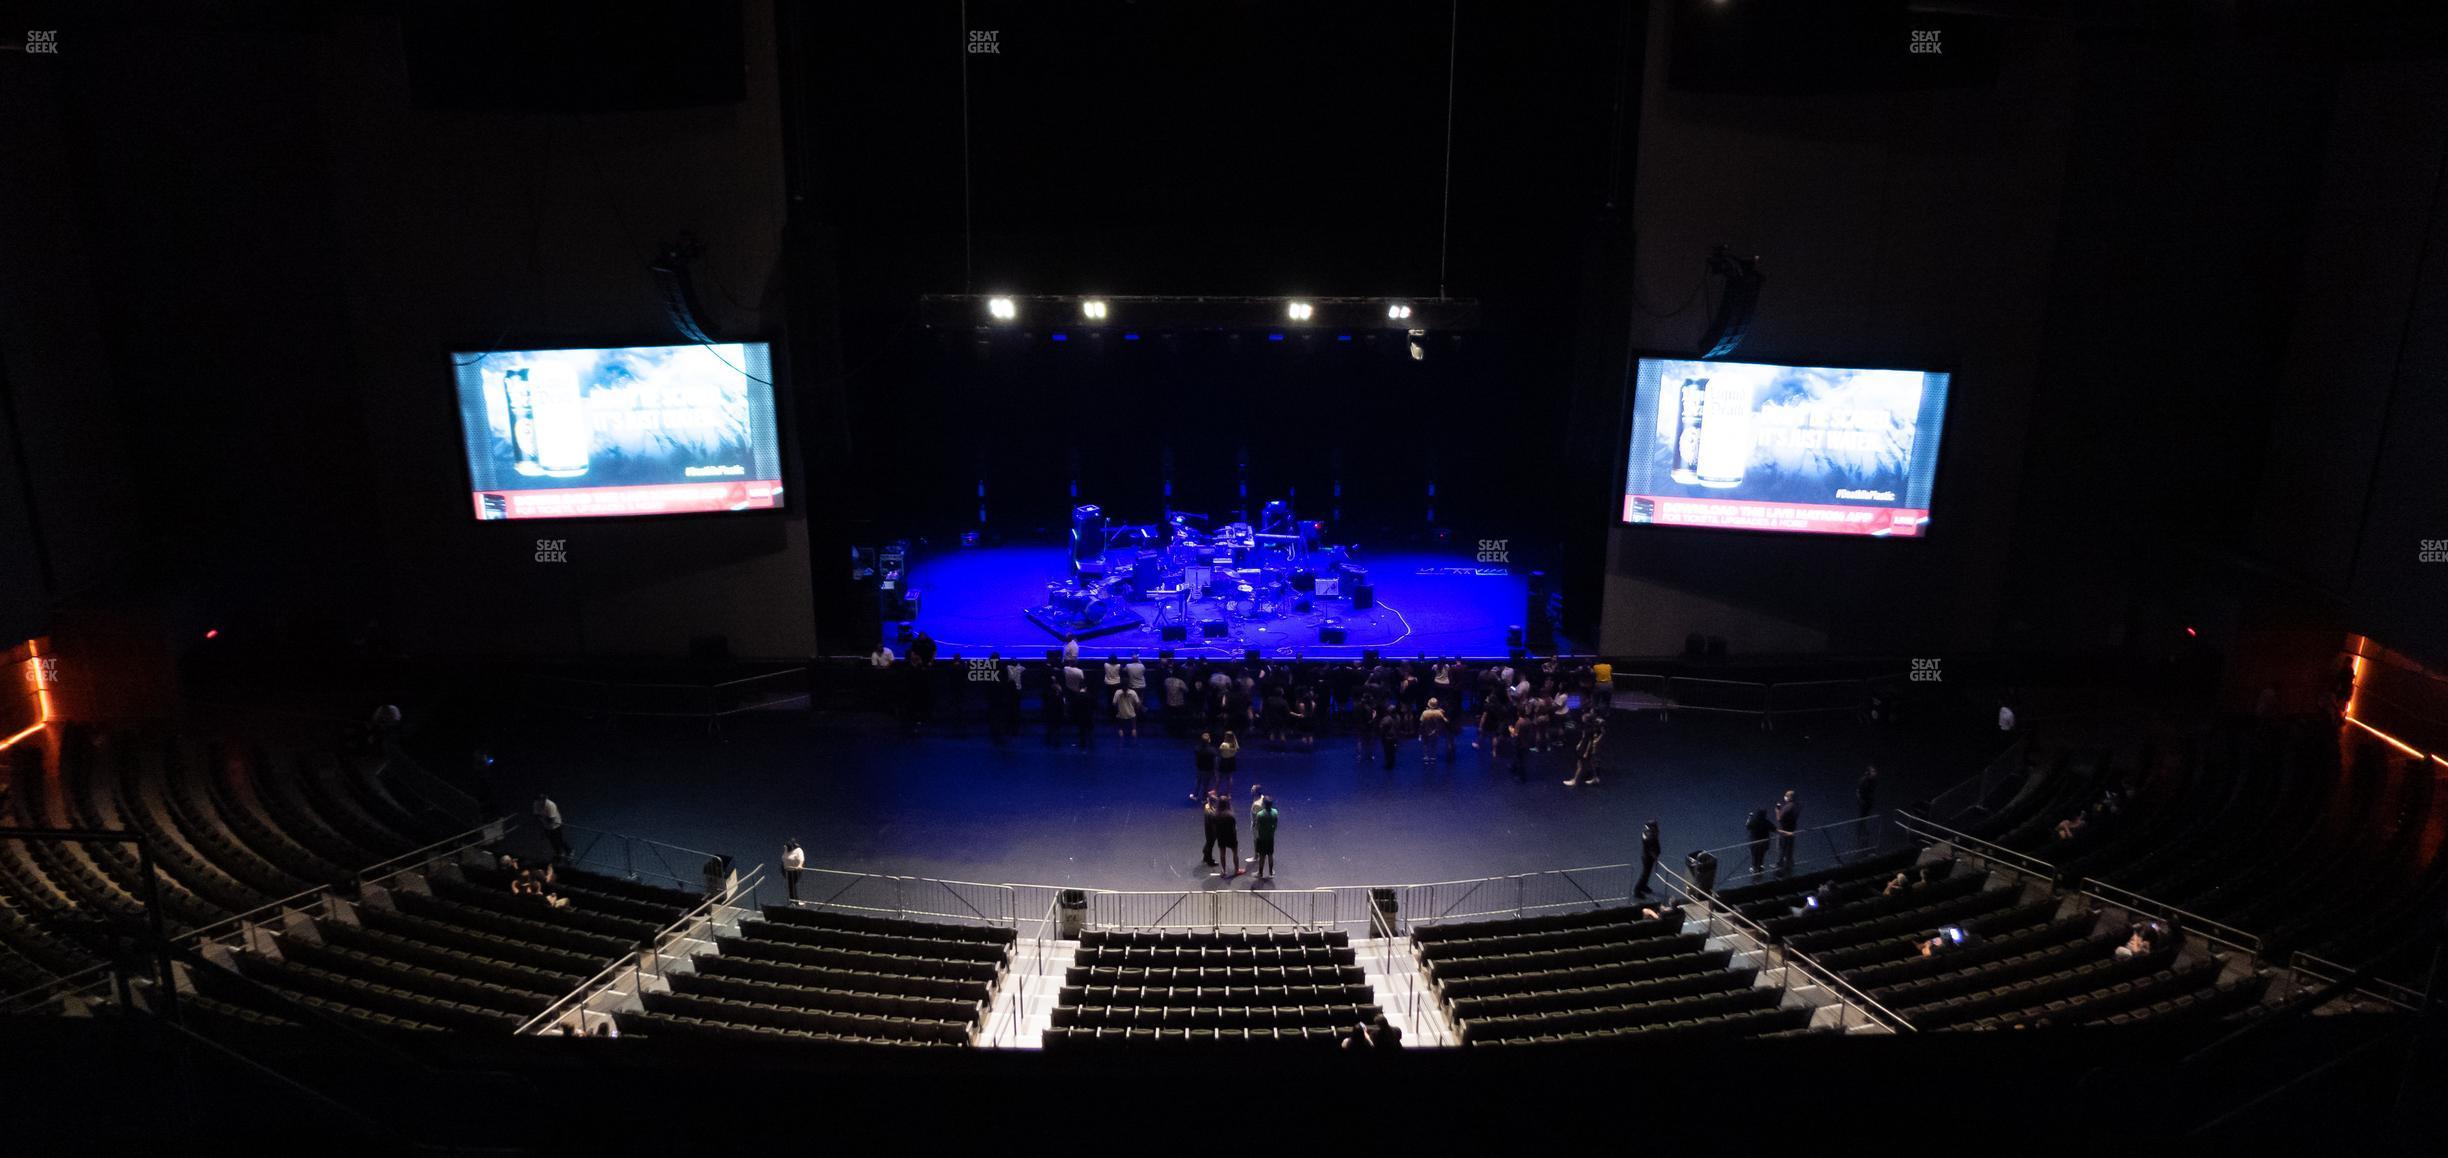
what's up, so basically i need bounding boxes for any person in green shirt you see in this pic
[1250,793,1280,880]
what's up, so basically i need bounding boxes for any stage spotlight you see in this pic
[988,297,1017,320]
[1081,299,1108,320]
[1387,304,1412,320]
[1287,301,1314,321]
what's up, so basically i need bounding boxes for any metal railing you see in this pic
[359,818,515,890]
[2081,879,2265,956]
[793,869,1017,930]
[2287,950,2425,1013]
[1892,812,2059,884]
[564,825,724,894]
[1696,814,1898,883]
[1401,864,1636,930]
[1082,887,1338,931]
[517,863,766,1036]
[1923,733,2029,822]
[1652,861,1915,1032]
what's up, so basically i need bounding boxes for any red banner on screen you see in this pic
[473,481,784,520]
[1625,495,1927,536]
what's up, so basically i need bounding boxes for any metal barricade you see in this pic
[793,869,1016,930]
[1082,887,1336,931]
[1893,813,2059,885]
[520,865,767,1036]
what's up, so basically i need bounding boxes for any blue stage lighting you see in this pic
[1051,333,1068,342]
[1268,333,1284,342]
[1337,334,1352,342]
[1123,333,1140,341]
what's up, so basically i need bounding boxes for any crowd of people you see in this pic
[874,640,1621,768]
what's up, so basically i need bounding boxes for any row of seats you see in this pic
[665,969,982,1024]
[1076,928,1336,950]
[1960,960,2226,1030]
[1431,948,1734,1003]
[1066,963,1365,989]
[1425,933,1706,983]
[722,928,1006,984]
[641,988,974,1045]
[693,950,994,1005]
[1051,1002,1379,1031]
[233,952,525,1032]
[763,904,1018,948]
[1413,908,1684,964]
[1815,900,2064,973]
[1448,966,1757,1023]
[1870,931,2123,1007]
[743,918,1011,964]
[1899,946,2182,1028]
[620,1008,953,1048]
[1071,941,1356,968]
[1042,1025,1355,1049]
[1459,984,1787,1045]
[1473,1006,1815,1046]
[1061,982,1374,1008]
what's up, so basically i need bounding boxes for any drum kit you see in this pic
[1039,499,1359,638]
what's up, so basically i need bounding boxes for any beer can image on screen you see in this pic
[1694,375,1753,489]
[1669,377,1707,485]
[504,364,590,478]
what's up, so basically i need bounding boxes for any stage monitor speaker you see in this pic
[1351,583,1374,611]
[1201,619,1229,638]
[1161,624,1188,642]
[1319,625,1348,645]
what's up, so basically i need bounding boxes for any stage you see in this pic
[895,544,1550,659]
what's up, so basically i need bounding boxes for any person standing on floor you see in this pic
[1200,790,1223,868]
[1634,821,1661,898]
[1250,793,1280,881]
[1216,731,1242,797]
[1565,709,1606,786]
[780,839,805,903]
[532,794,569,861]
[1377,702,1403,770]
[1774,789,1802,874]
[1213,792,1244,879]
[1857,765,1879,821]
[1418,699,1449,766]
[1194,732,1219,803]
[1112,681,1142,742]
[1745,808,1774,876]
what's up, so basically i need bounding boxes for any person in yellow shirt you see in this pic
[1591,660,1615,711]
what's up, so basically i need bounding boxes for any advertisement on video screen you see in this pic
[1621,357,1949,538]
[452,343,784,520]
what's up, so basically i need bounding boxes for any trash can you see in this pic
[1685,850,1718,903]
[1370,887,1400,937]
[1056,889,1088,940]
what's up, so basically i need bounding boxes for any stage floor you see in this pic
[899,545,1549,659]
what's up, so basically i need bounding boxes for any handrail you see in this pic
[515,863,765,1035]
[1696,813,1891,879]
[1892,812,2059,882]
[2287,950,2424,1012]
[2080,879,2264,955]
[358,817,516,890]
[563,824,723,892]
[177,882,333,950]
[1652,861,1918,1032]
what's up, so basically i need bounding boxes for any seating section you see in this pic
[1410,905,1807,1046]
[0,723,482,1003]
[1042,929,1373,1050]
[623,907,1015,1047]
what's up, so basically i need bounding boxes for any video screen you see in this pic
[452,343,784,520]
[1622,357,1950,537]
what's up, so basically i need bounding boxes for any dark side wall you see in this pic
[9,2,814,662]
[1603,2,2079,657]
